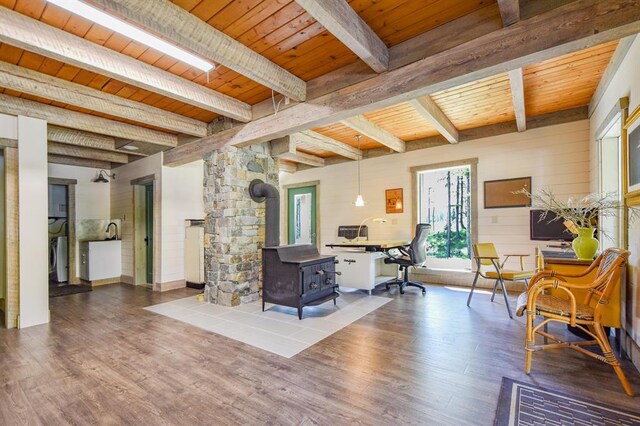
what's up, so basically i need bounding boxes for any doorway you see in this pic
[144,183,154,284]
[598,117,623,249]
[133,177,155,286]
[286,183,318,247]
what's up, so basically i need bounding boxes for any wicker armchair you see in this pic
[515,248,634,396]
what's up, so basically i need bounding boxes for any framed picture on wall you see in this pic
[385,188,403,214]
[626,106,640,196]
[484,177,532,209]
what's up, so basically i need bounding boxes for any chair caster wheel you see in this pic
[422,290,426,295]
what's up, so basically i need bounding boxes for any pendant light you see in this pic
[354,134,365,207]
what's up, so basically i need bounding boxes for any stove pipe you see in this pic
[249,179,280,247]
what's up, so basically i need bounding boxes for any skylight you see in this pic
[47,0,215,72]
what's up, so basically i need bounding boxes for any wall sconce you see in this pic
[92,170,115,183]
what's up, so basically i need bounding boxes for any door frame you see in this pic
[48,178,78,285]
[131,174,158,287]
[283,181,320,249]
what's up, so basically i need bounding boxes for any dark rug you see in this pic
[49,284,92,298]
[494,378,640,425]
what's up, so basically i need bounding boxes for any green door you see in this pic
[145,184,153,284]
[287,186,317,246]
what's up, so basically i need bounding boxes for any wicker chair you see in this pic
[515,248,634,396]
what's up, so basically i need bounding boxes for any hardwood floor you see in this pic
[1,283,638,425]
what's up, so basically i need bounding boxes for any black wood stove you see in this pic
[249,179,339,319]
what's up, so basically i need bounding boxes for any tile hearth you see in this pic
[145,290,391,358]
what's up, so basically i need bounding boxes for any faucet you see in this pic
[106,222,119,240]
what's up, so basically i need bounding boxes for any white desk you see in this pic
[326,240,409,294]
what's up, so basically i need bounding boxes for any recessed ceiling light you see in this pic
[47,0,215,72]
[121,145,139,151]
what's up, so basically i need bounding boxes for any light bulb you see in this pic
[355,194,365,207]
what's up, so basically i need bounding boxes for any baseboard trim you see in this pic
[120,275,134,285]
[82,277,120,287]
[154,279,186,292]
[411,268,528,292]
[621,331,640,373]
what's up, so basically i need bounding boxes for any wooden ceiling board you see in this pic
[295,144,334,158]
[0,0,496,125]
[430,73,515,130]
[363,102,440,141]
[524,40,618,117]
[311,122,386,150]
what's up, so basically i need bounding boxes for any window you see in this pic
[412,159,477,270]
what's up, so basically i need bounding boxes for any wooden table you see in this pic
[542,256,621,329]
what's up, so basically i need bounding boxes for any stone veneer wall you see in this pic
[203,144,279,306]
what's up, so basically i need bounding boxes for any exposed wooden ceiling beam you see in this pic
[278,160,297,174]
[270,137,324,167]
[589,35,637,117]
[87,0,306,102]
[270,137,296,157]
[409,96,459,143]
[497,0,520,26]
[0,61,207,137]
[164,0,640,166]
[47,126,148,157]
[280,151,325,168]
[48,154,112,170]
[295,0,389,73]
[292,130,362,160]
[48,142,128,164]
[0,6,251,122]
[508,68,527,132]
[48,125,114,151]
[340,116,405,152]
[299,106,589,169]
[0,93,177,146]
[253,5,504,120]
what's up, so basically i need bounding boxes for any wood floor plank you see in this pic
[0,283,638,425]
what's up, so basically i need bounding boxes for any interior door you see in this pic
[288,185,317,246]
[145,183,153,284]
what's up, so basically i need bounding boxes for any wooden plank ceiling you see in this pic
[0,0,625,168]
[302,40,619,157]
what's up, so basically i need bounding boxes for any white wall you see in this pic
[47,163,112,278]
[18,116,49,328]
[160,159,204,283]
[111,153,162,282]
[281,120,591,270]
[590,36,640,361]
[48,164,111,220]
[111,153,204,286]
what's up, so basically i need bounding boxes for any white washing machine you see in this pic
[49,236,68,283]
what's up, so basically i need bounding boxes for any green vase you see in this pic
[572,227,599,260]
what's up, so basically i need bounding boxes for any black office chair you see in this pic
[384,224,430,295]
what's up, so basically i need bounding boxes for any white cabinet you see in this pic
[185,226,205,284]
[79,240,122,281]
[333,250,398,293]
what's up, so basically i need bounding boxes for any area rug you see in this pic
[145,290,391,358]
[494,377,640,425]
[49,284,92,298]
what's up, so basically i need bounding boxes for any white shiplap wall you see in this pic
[160,160,204,283]
[111,154,162,282]
[281,120,591,269]
[590,37,640,367]
[111,154,204,285]
[48,164,111,220]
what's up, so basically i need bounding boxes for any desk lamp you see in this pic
[356,217,387,242]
